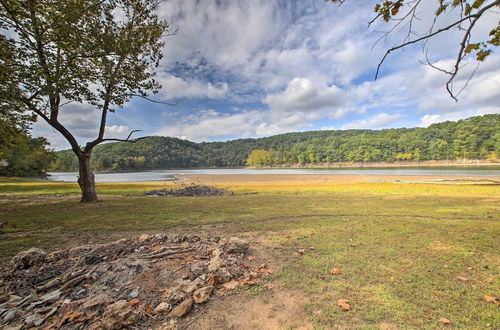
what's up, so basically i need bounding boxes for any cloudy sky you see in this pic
[32,0,500,150]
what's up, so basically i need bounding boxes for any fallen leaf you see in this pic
[485,296,498,304]
[337,299,350,311]
[298,249,305,254]
[247,256,255,261]
[456,276,469,282]
[128,298,141,306]
[330,268,342,275]
[264,283,275,290]
[439,318,451,324]
[145,304,155,314]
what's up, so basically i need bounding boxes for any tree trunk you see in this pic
[77,153,98,202]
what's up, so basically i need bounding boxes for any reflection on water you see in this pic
[46,167,500,182]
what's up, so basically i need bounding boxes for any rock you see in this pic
[225,237,249,254]
[193,286,213,304]
[101,300,138,330]
[190,261,207,277]
[228,266,243,277]
[216,268,233,284]
[208,256,222,272]
[129,289,140,298]
[153,302,171,314]
[180,280,197,294]
[167,298,193,318]
[212,248,223,257]
[222,280,239,291]
[166,286,186,304]
[10,248,47,269]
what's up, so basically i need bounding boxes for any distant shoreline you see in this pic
[48,160,500,174]
[252,159,500,169]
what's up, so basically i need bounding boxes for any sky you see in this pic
[31,0,500,150]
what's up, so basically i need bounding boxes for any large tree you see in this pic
[0,0,169,202]
[329,0,500,100]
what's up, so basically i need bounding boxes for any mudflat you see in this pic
[178,173,500,184]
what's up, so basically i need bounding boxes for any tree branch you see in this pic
[101,130,146,143]
[375,0,500,85]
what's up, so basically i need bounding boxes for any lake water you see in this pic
[46,167,500,182]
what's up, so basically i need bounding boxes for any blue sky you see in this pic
[32,0,500,149]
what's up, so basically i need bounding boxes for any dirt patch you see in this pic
[189,289,312,330]
[145,184,229,197]
[0,234,277,329]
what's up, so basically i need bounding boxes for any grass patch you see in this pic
[0,179,498,328]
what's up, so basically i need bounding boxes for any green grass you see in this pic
[0,179,498,328]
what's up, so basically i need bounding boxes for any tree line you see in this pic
[51,114,499,171]
[0,118,55,177]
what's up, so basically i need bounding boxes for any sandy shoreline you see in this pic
[178,174,500,184]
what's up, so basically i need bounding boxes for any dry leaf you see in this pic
[439,318,451,324]
[145,304,155,314]
[298,249,305,254]
[128,298,141,306]
[337,299,350,311]
[247,256,256,261]
[485,296,498,304]
[330,268,342,275]
[456,276,469,282]
[264,283,275,290]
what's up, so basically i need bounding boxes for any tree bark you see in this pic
[77,152,98,202]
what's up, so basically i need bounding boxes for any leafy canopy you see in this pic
[0,0,169,154]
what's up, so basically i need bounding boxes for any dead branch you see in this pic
[140,248,195,259]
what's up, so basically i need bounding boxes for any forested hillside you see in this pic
[51,114,499,171]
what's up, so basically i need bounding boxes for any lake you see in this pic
[46,167,500,182]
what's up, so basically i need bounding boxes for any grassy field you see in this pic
[0,177,498,328]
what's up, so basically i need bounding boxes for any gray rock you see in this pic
[190,261,207,277]
[166,286,187,304]
[216,268,233,284]
[10,248,47,269]
[225,237,249,254]
[228,265,243,277]
[128,289,139,298]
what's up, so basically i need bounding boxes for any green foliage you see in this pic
[246,149,276,167]
[0,118,55,177]
[51,114,499,171]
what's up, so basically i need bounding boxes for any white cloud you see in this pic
[157,74,228,99]
[341,113,404,130]
[105,125,131,138]
[264,78,345,113]
[155,108,312,142]
[419,107,500,127]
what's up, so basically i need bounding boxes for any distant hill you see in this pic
[51,114,499,171]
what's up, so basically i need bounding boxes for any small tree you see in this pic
[246,149,275,167]
[0,0,169,202]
